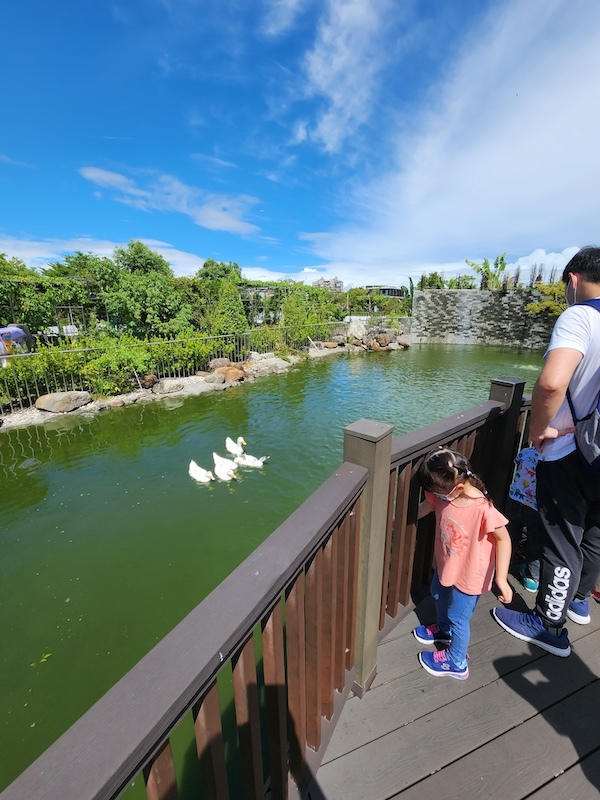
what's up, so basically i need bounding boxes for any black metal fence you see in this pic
[0,323,356,416]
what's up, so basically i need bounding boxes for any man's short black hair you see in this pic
[562,246,600,284]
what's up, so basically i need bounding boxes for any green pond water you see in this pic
[0,344,543,792]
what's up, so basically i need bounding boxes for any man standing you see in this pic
[494,246,600,656]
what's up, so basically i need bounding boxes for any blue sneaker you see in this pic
[413,623,451,646]
[519,563,539,593]
[418,649,469,680]
[567,598,591,625]
[492,607,571,657]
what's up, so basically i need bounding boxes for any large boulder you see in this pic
[347,319,366,340]
[225,367,245,382]
[204,372,226,384]
[152,378,184,395]
[139,374,158,389]
[35,391,92,413]
[215,366,245,382]
[246,351,275,362]
[208,357,232,370]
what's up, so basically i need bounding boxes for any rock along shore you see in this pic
[1,318,409,432]
[0,347,348,432]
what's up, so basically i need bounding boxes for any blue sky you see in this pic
[1,0,599,288]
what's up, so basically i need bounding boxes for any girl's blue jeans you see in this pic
[431,571,480,668]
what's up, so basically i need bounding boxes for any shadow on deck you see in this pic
[312,576,600,800]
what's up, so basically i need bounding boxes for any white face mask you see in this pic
[432,485,460,502]
[565,277,577,307]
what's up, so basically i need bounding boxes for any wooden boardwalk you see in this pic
[312,580,600,800]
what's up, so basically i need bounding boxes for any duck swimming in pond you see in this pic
[188,460,215,483]
[225,436,246,457]
[234,453,269,468]
[213,452,238,481]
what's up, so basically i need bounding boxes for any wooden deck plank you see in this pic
[322,624,543,764]
[323,592,600,765]
[391,675,600,799]
[314,631,600,799]
[371,591,504,690]
[526,750,600,800]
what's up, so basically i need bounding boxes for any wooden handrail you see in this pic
[2,381,530,800]
[1,462,368,800]
[390,399,505,466]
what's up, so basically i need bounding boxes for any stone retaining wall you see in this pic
[411,289,554,349]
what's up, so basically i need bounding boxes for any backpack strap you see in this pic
[566,298,600,422]
[578,298,600,313]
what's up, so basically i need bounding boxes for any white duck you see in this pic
[225,436,246,457]
[213,452,238,481]
[188,460,215,483]
[234,453,269,469]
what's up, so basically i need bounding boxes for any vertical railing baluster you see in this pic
[346,498,361,670]
[334,515,349,690]
[386,462,411,617]
[380,468,397,627]
[143,739,179,800]
[232,635,264,799]
[193,681,229,800]
[286,572,307,786]
[262,599,288,800]
[320,535,336,720]
[305,547,323,750]
[398,461,422,607]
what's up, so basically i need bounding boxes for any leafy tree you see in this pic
[445,274,477,289]
[345,287,371,312]
[103,271,193,338]
[525,281,566,319]
[210,280,248,335]
[465,253,507,290]
[42,251,119,291]
[376,295,412,316]
[418,271,445,290]
[113,241,173,276]
[196,259,242,282]
[174,276,212,332]
[0,253,37,278]
[281,285,338,331]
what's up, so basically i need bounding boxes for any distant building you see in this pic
[365,285,406,297]
[312,276,344,293]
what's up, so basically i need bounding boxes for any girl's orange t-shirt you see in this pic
[424,491,509,595]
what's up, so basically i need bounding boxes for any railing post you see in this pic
[343,419,394,697]
[487,378,526,509]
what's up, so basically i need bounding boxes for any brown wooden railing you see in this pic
[1,379,527,800]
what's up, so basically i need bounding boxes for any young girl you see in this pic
[413,446,513,680]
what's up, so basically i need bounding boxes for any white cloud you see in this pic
[301,0,395,152]
[0,236,119,270]
[0,152,31,168]
[79,167,260,235]
[2,234,579,290]
[302,0,600,273]
[0,235,205,277]
[507,247,579,283]
[261,0,310,36]
[191,153,238,168]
